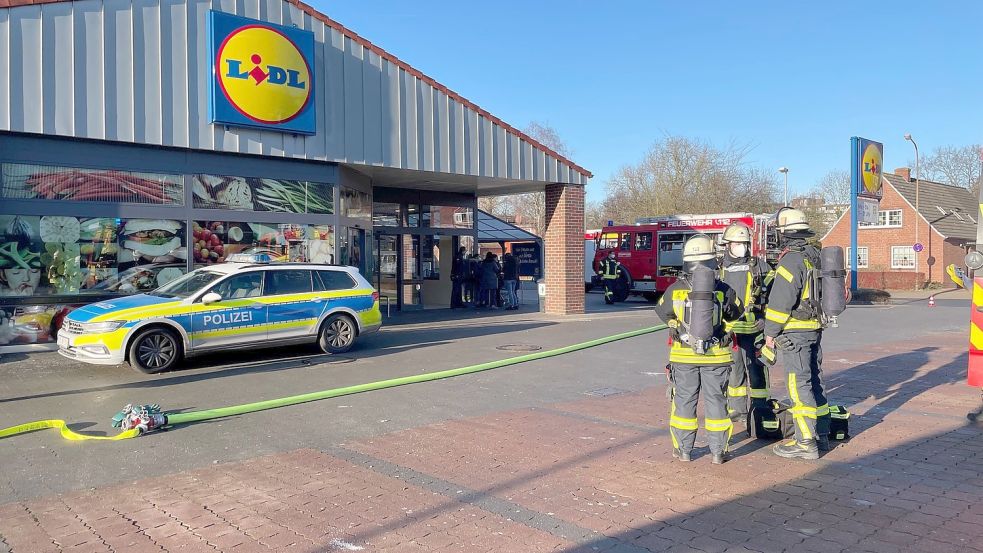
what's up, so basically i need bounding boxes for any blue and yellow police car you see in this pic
[58,254,382,373]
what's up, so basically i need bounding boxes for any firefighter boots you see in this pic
[817,435,830,452]
[711,452,727,465]
[772,439,819,460]
[672,448,691,462]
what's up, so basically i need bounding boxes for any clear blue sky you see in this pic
[314,1,983,203]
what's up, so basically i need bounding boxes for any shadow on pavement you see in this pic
[0,321,554,404]
[557,421,983,553]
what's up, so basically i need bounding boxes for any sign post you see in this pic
[849,137,884,291]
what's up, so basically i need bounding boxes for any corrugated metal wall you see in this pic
[0,0,586,186]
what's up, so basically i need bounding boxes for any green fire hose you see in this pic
[0,324,666,443]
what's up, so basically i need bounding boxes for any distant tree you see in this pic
[811,170,852,206]
[596,136,779,225]
[914,144,983,196]
[585,200,607,230]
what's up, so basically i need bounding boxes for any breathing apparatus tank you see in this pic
[819,246,847,327]
[686,263,717,351]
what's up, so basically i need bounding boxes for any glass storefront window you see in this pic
[0,215,186,298]
[372,202,401,227]
[2,163,184,205]
[341,187,371,219]
[422,235,440,280]
[406,205,421,227]
[192,175,333,214]
[191,221,335,267]
[427,206,474,229]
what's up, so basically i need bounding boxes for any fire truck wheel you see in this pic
[612,275,631,303]
[643,292,661,303]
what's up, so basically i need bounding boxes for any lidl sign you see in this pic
[209,11,315,134]
[858,138,884,198]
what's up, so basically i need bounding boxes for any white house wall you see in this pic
[0,0,587,186]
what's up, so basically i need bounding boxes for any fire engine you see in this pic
[589,213,773,301]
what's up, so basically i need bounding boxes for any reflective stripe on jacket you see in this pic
[763,248,822,336]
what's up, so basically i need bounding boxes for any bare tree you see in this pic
[811,170,852,206]
[915,144,983,196]
[596,136,779,225]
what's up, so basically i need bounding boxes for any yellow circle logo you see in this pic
[861,143,883,195]
[216,25,311,124]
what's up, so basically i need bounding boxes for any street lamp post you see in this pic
[779,167,789,206]
[904,133,920,288]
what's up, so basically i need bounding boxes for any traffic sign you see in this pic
[913,243,924,253]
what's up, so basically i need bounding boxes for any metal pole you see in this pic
[850,138,860,291]
[905,134,920,288]
[784,172,789,206]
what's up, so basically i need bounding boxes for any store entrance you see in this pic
[373,233,459,311]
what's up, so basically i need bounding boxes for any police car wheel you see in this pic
[319,314,356,354]
[128,328,182,374]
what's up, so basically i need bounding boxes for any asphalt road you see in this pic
[0,291,970,503]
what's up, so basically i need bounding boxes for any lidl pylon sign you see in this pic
[209,11,316,134]
[858,138,884,198]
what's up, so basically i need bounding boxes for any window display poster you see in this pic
[192,221,335,267]
[0,215,187,299]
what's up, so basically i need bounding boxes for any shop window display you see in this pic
[341,187,371,219]
[192,221,335,267]
[2,163,183,205]
[0,215,186,346]
[192,174,333,214]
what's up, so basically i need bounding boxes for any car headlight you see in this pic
[80,320,126,333]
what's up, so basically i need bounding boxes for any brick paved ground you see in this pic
[1,330,981,553]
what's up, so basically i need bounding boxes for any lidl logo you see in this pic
[209,11,315,134]
[860,139,884,197]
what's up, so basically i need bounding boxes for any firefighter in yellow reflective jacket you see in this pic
[655,235,742,464]
[764,208,831,460]
[598,252,622,305]
[719,222,773,422]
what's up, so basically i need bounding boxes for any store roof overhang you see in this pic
[346,164,577,196]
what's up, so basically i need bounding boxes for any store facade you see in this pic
[0,0,590,351]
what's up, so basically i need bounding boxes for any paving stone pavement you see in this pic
[1,330,981,552]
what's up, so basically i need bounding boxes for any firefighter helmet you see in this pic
[682,234,716,262]
[775,208,812,233]
[721,222,752,244]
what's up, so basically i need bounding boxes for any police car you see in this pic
[57,254,382,373]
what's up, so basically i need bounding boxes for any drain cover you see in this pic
[496,344,543,352]
[585,387,629,397]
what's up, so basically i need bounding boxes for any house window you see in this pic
[846,247,869,269]
[859,209,902,228]
[891,246,916,269]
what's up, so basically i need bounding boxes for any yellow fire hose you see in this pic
[0,325,666,443]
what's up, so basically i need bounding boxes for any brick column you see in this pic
[544,183,585,315]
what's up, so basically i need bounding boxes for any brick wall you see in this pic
[544,184,585,314]
[821,179,955,287]
[857,271,926,290]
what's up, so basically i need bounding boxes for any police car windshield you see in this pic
[150,270,224,298]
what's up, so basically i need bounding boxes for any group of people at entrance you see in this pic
[653,208,844,464]
[450,248,520,310]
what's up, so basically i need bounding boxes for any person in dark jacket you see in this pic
[502,252,520,310]
[450,247,468,308]
[477,252,502,310]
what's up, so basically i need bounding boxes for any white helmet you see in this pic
[775,208,812,233]
[721,222,752,244]
[683,234,716,262]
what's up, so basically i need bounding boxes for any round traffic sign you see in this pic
[913,243,924,253]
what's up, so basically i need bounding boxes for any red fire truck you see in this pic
[590,213,772,301]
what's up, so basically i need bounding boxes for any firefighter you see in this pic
[656,235,742,464]
[598,251,622,304]
[719,222,773,422]
[764,208,831,460]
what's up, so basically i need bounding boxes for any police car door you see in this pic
[263,269,321,340]
[191,272,268,350]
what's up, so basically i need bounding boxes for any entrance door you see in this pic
[376,234,398,310]
[401,234,422,308]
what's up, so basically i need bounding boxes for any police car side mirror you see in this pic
[201,292,222,305]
